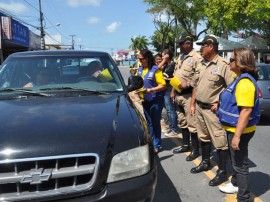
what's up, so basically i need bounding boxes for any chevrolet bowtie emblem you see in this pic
[20,168,52,185]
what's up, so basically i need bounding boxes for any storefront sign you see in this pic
[11,21,29,47]
[29,31,41,50]
[1,16,12,40]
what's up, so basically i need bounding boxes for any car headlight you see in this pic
[107,144,150,183]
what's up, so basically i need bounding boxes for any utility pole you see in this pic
[39,0,45,50]
[69,35,76,50]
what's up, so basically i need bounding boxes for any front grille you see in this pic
[0,153,99,201]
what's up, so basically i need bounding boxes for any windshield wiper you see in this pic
[39,87,109,95]
[0,88,51,97]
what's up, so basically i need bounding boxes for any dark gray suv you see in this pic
[257,63,270,117]
[0,50,156,201]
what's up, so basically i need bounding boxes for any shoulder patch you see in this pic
[214,66,220,73]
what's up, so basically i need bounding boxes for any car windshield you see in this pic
[0,54,124,95]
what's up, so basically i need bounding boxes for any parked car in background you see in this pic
[0,50,156,201]
[257,63,270,117]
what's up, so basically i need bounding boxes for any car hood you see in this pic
[0,93,142,160]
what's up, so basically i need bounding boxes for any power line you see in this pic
[22,1,63,37]
[45,31,61,45]
[44,0,71,41]
[0,8,39,29]
[0,2,63,49]
[34,1,71,41]
[23,0,39,12]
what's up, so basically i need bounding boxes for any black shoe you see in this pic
[173,145,190,154]
[209,170,227,186]
[186,150,200,161]
[190,160,210,173]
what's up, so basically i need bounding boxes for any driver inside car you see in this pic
[78,61,103,82]
[23,69,50,88]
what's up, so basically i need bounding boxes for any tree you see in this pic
[151,10,175,52]
[151,25,175,52]
[144,0,207,39]
[143,0,270,47]
[129,35,149,51]
[246,1,270,45]
[205,0,270,41]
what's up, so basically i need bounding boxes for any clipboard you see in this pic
[170,76,182,93]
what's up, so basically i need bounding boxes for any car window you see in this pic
[258,67,264,80]
[257,65,270,81]
[0,54,124,93]
[266,67,270,80]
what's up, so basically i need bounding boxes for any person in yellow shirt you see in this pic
[136,49,166,154]
[217,47,260,202]
[130,51,142,76]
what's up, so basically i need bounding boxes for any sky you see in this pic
[0,0,157,54]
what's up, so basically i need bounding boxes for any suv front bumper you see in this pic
[59,166,157,202]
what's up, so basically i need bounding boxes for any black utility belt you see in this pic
[197,101,212,109]
[175,87,193,95]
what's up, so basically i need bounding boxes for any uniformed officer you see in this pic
[170,34,202,161]
[190,36,235,186]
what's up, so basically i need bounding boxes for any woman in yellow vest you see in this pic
[217,47,260,202]
[136,49,166,154]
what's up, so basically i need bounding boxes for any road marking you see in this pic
[165,132,263,202]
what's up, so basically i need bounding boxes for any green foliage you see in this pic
[142,0,270,47]
[246,0,270,39]
[204,0,270,43]
[144,0,206,36]
[151,24,185,53]
[129,35,149,51]
[150,25,175,52]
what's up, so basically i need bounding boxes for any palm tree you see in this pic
[129,35,149,51]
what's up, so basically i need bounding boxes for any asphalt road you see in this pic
[118,65,270,202]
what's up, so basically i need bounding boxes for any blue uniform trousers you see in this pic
[142,98,164,149]
[164,91,178,132]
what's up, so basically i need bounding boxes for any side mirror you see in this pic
[126,76,144,92]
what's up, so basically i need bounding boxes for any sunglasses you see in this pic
[229,58,235,63]
[201,44,211,49]
[138,58,146,61]
[179,41,191,46]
